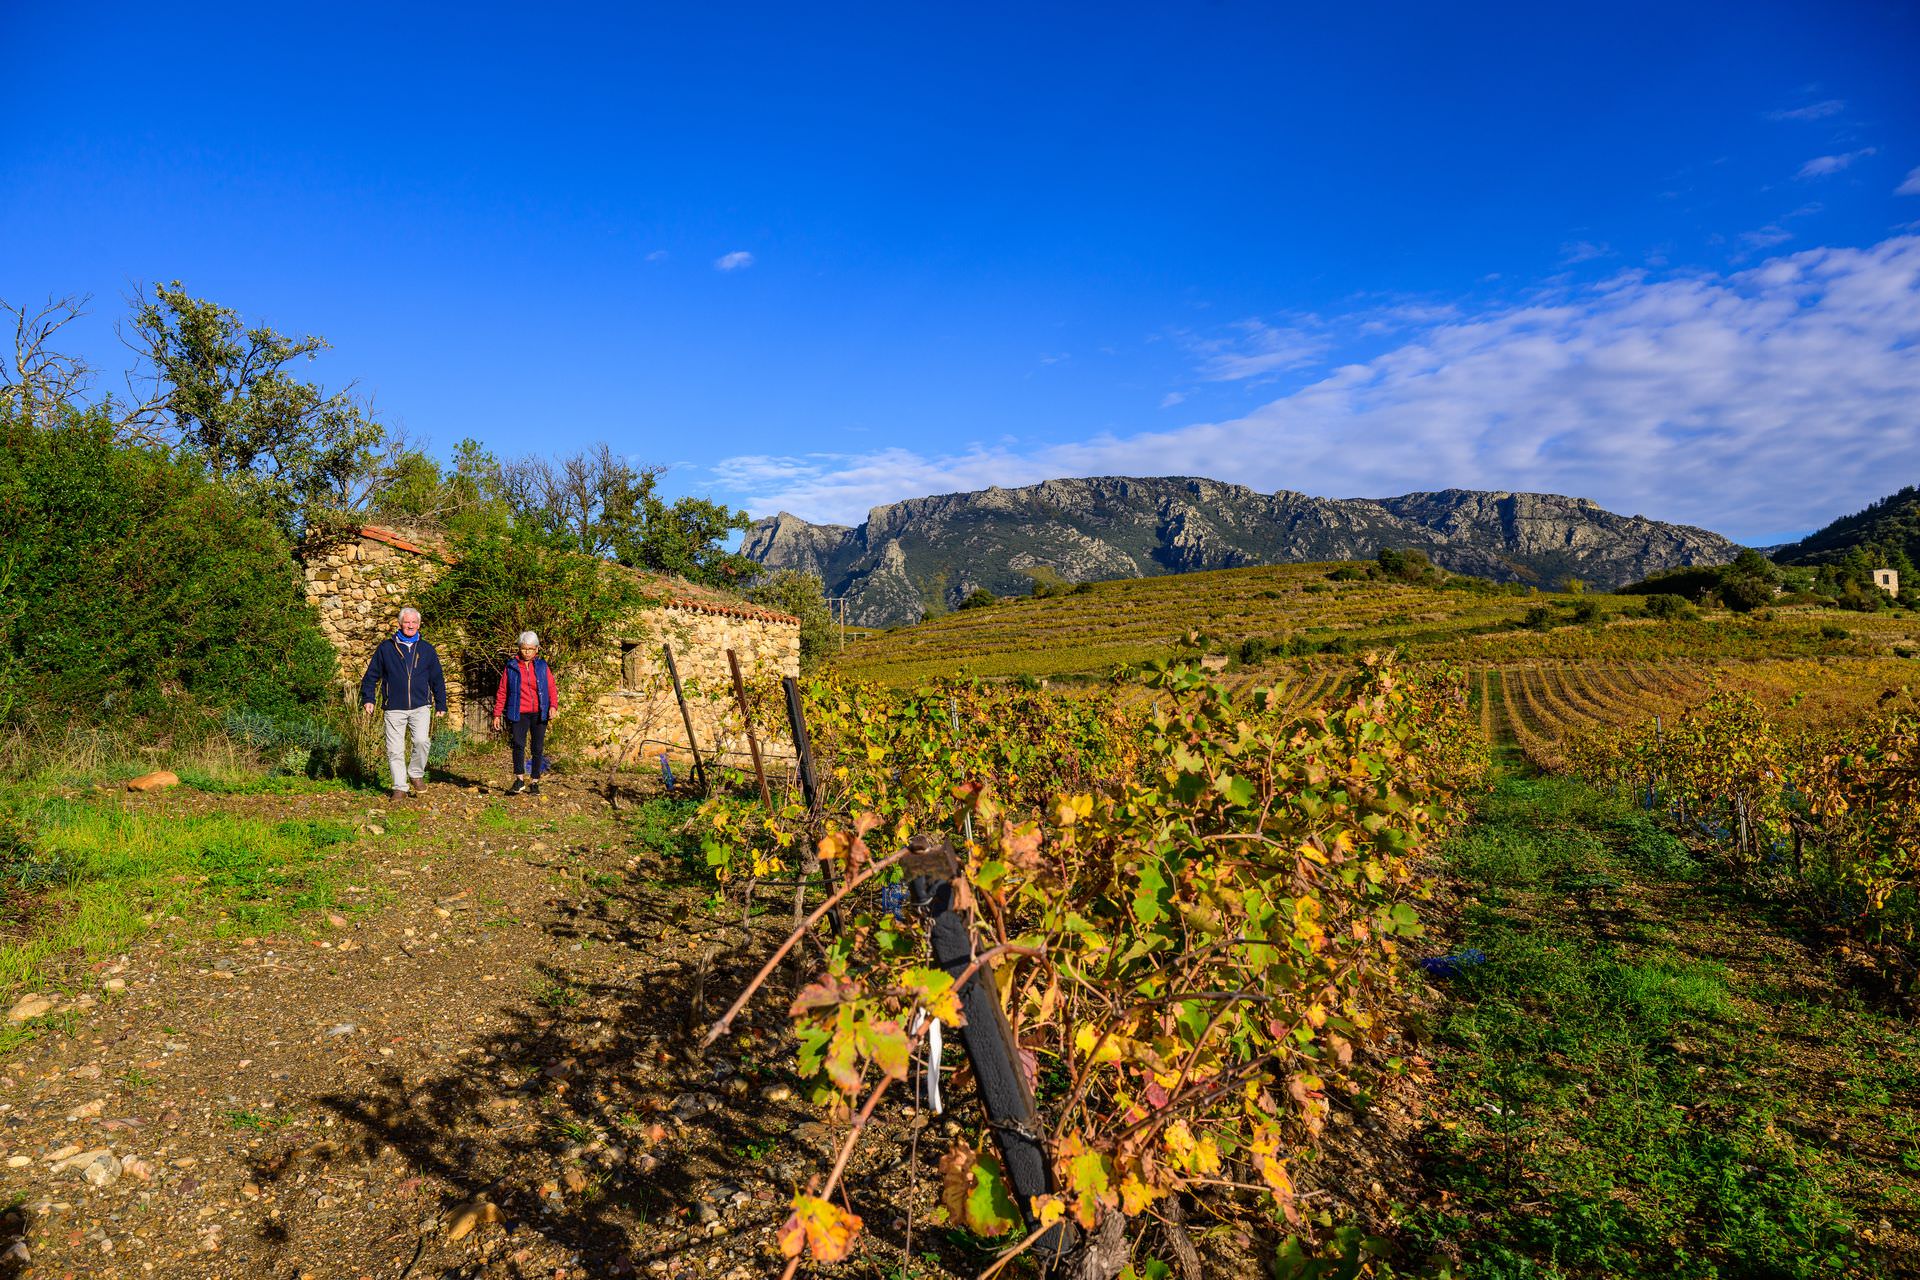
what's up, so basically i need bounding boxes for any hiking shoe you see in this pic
[507,778,528,796]
[389,787,409,801]
[410,779,427,797]
[527,781,542,797]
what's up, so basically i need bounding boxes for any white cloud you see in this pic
[1560,240,1611,264]
[1160,391,1186,408]
[645,249,670,262]
[1766,99,1845,122]
[1740,225,1793,250]
[714,251,755,271]
[713,237,1920,544]
[1798,148,1876,179]
[1188,318,1328,381]
[1899,167,1920,196]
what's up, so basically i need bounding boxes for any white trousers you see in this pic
[383,706,433,791]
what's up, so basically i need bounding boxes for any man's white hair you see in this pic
[518,630,540,649]
[399,607,422,623]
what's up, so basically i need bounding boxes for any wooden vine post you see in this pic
[782,675,842,938]
[726,648,772,811]
[902,839,1076,1262]
[661,644,708,795]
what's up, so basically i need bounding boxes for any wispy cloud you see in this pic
[1560,240,1611,264]
[1160,391,1186,408]
[1900,167,1920,197]
[1739,225,1793,250]
[712,236,1920,544]
[714,250,755,271]
[645,249,670,263]
[1766,99,1845,122]
[1798,148,1876,179]
[1187,318,1328,381]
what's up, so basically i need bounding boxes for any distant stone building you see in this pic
[299,526,799,766]
[1874,568,1900,595]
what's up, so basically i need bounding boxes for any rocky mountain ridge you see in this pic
[744,476,1743,626]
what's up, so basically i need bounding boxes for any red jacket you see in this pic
[493,659,558,720]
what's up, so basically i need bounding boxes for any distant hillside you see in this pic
[746,476,1742,626]
[1774,485,1920,570]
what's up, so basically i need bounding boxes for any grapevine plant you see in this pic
[1565,689,1920,942]
[695,655,1486,1272]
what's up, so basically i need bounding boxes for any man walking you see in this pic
[360,607,448,800]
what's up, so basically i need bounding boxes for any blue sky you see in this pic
[4,2,1918,544]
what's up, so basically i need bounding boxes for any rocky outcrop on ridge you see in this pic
[743,476,1742,626]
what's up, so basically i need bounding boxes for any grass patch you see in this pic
[0,793,362,994]
[1405,776,1913,1278]
[623,795,705,880]
[176,769,357,797]
[223,1107,292,1133]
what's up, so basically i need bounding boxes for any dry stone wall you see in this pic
[299,527,800,768]
[586,605,803,775]
[300,530,469,715]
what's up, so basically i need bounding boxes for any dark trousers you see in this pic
[509,717,547,777]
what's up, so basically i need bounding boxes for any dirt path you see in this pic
[0,776,874,1280]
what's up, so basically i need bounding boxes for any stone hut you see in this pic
[300,526,800,767]
[1874,568,1900,595]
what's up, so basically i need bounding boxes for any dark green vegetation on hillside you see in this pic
[1408,778,1920,1278]
[1776,483,1920,568]
[1773,483,1920,603]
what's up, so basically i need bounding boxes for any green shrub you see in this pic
[958,588,997,610]
[1642,593,1692,620]
[0,409,337,733]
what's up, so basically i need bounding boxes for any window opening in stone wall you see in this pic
[621,642,646,691]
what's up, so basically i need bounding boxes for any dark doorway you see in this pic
[464,651,506,735]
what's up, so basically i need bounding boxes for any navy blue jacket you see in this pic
[359,636,448,713]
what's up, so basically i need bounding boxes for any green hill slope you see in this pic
[831,558,1915,685]
[832,561,1561,683]
[1775,484,1920,571]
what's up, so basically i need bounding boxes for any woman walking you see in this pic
[492,632,558,795]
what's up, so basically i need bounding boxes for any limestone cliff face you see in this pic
[745,476,1741,626]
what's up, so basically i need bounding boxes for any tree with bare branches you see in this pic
[0,295,96,429]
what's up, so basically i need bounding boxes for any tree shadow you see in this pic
[240,866,817,1276]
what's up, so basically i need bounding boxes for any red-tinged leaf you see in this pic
[789,974,854,1018]
[938,1143,1020,1238]
[1001,821,1044,869]
[860,1017,911,1082]
[777,1193,862,1261]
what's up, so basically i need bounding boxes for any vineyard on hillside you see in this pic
[833,560,1919,686]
